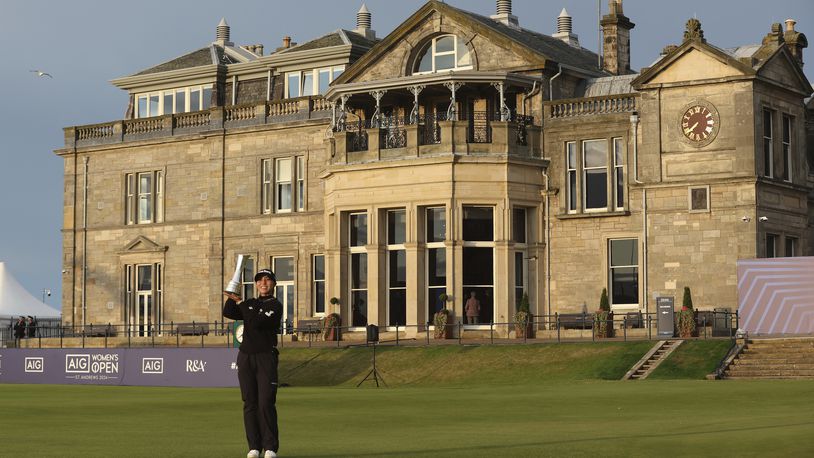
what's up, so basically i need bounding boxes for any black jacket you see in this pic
[223,295,283,354]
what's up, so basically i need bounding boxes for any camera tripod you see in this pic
[356,342,387,387]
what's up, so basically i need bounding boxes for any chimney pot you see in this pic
[785,19,796,32]
[283,36,291,48]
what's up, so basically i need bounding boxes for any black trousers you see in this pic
[237,349,279,452]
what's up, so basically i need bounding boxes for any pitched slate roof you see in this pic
[581,74,638,97]
[276,30,377,55]
[447,4,604,75]
[133,44,251,76]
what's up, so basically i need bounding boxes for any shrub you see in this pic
[682,287,693,311]
[433,309,451,339]
[329,297,340,305]
[322,313,341,341]
[599,288,610,312]
[677,310,696,338]
[515,293,532,338]
[595,288,612,337]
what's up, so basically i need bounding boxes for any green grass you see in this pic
[279,341,655,386]
[649,340,733,379]
[1,381,812,457]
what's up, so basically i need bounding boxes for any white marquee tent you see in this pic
[0,262,61,318]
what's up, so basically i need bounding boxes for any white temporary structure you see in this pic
[0,262,61,318]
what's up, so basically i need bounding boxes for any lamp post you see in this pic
[42,288,51,304]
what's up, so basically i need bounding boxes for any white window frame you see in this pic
[782,114,792,183]
[386,209,407,329]
[261,159,273,214]
[349,212,368,330]
[608,238,639,310]
[566,141,578,214]
[784,236,797,257]
[273,256,295,335]
[613,137,625,211]
[126,263,163,337]
[582,139,609,213]
[126,170,164,225]
[313,254,326,316]
[134,84,213,118]
[285,66,346,99]
[239,254,255,300]
[766,233,778,258]
[414,35,473,75]
[275,158,293,213]
[425,207,447,327]
[763,109,774,178]
[462,205,495,329]
[297,156,305,211]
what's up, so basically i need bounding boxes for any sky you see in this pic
[1,0,812,312]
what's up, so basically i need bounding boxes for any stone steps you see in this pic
[722,337,814,380]
[624,340,682,380]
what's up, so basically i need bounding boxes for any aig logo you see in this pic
[66,354,91,373]
[186,359,207,373]
[142,358,164,374]
[25,357,44,373]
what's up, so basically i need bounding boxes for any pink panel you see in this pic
[737,257,814,335]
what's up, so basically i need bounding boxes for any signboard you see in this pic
[0,348,239,387]
[656,296,675,338]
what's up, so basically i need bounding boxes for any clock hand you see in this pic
[688,122,699,132]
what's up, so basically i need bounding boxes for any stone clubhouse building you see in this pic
[56,0,813,337]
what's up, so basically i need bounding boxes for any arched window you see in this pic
[414,35,473,74]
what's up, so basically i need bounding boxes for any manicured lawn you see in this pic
[2,380,812,457]
[649,339,733,379]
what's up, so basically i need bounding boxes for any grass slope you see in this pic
[649,340,733,379]
[1,380,812,457]
[279,341,655,387]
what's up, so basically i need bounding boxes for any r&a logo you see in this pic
[186,359,207,373]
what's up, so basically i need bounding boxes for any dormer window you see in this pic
[135,84,213,118]
[414,35,473,74]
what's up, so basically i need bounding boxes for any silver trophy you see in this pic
[224,254,247,297]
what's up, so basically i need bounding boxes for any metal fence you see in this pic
[3,310,739,350]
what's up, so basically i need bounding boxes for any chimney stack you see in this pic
[553,8,580,47]
[491,0,520,29]
[354,4,377,40]
[283,36,292,49]
[784,18,808,68]
[600,0,635,75]
[216,18,233,46]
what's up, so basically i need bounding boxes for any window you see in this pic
[514,252,525,311]
[426,207,447,322]
[263,157,305,214]
[414,35,473,74]
[785,237,797,257]
[297,156,305,211]
[566,138,625,214]
[274,257,295,334]
[125,171,164,225]
[512,208,527,244]
[782,115,792,182]
[566,142,577,213]
[763,109,774,178]
[613,138,625,210]
[285,66,346,98]
[349,213,368,327]
[512,208,528,311]
[124,263,163,336]
[239,255,255,300]
[135,84,213,118]
[462,206,494,325]
[276,158,292,212]
[583,139,608,211]
[313,255,325,315]
[609,239,638,307]
[766,233,778,258]
[689,186,709,212]
[387,210,407,327]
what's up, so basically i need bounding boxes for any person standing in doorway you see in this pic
[464,291,481,325]
[223,269,284,458]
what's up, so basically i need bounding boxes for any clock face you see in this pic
[680,103,718,145]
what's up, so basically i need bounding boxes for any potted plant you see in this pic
[677,287,696,338]
[594,288,613,338]
[433,308,452,339]
[515,292,534,338]
[322,309,341,342]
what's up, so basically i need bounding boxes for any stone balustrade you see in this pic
[545,94,639,119]
[64,96,332,148]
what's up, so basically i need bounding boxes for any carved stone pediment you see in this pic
[119,235,168,254]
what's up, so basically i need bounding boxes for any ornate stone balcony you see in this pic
[64,96,333,149]
[544,94,639,119]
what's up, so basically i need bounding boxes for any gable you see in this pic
[756,49,812,94]
[120,236,167,254]
[649,48,745,84]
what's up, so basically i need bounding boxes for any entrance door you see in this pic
[273,257,295,334]
[135,265,153,336]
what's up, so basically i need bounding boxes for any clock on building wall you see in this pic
[679,100,720,147]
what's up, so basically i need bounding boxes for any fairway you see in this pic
[2,380,812,457]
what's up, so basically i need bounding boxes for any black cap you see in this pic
[254,269,276,282]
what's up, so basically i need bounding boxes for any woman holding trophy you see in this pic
[223,264,284,458]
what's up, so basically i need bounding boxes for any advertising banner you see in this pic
[738,257,814,335]
[0,348,239,387]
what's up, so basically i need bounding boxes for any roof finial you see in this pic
[216,18,232,45]
[557,8,572,34]
[354,4,376,40]
[491,0,519,29]
[683,17,705,42]
[496,0,512,16]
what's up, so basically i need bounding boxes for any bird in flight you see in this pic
[30,70,53,78]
